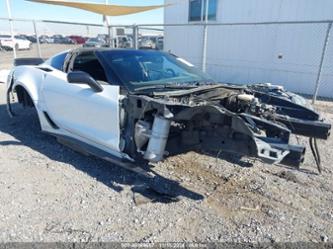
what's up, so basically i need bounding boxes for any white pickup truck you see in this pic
[0,35,31,51]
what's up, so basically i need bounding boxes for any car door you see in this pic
[41,51,121,153]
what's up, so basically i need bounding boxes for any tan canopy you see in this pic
[26,0,168,16]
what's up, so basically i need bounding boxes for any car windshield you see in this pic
[88,38,99,42]
[99,50,213,90]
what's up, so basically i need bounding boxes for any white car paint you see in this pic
[41,69,121,153]
[11,66,44,103]
[0,36,31,50]
[8,62,123,159]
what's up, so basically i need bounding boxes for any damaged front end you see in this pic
[120,83,331,170]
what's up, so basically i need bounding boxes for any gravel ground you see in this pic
[0,83,332,242]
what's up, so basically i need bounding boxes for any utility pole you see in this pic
[5,0,17,58]
[202,0,209,72]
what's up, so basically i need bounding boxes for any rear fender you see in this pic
[7,66,45,118]
[10,66,45,104]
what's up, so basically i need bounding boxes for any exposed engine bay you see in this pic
[121,83,331,171]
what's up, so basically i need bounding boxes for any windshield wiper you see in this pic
[183,80,216,86]
[134,83,197,92]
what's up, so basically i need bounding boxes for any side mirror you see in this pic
[67,71,103,93]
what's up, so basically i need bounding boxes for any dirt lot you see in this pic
[0,83,332,243]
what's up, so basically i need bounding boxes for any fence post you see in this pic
[5,0,16,59]
[86,25,90,37]
[33,20,42,58]
[108,25,112,47]
[133,25,138,49]
[202,24,208,72]
[201,0,210,72]
[312,22,332,104]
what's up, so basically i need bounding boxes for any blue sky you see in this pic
[0,0,166,35]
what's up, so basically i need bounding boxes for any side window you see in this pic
[72,52,108,82]
[47,52,67,71]
[189,0,202,21]
[206,0,218,20]
[189,0,217,22]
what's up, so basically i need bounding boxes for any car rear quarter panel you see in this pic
[11,66,45,104]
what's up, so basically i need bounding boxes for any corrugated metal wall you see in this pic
[164,0,333,98]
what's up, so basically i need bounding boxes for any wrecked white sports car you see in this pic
[6,48,331,174]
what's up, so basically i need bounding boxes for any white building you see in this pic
[164,0,333,98]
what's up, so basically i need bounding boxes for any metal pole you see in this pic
[202,0,209,72]
[107,25,111,47]
[5,0,16,58]
[86,25,90,37]
[104,0,113,47]
[312,22,332,104]
[133,25,138,49]
[33,20,42,58]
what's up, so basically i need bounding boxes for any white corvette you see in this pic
[6,48,331,175]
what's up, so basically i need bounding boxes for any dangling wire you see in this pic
[309,137,322,173]
[314,138,322,173]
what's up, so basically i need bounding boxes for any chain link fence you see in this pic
[0,17,332,102]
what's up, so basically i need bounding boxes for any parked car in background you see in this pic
[51,35,74,44]
[39,35,53,44]
[97,34,108,43]
[0,35,31,51]
[15,34,37,44]
[156,36,164,50]
[113,35,132,48]
[139,36,164,50]
[51,34,63,42]
[25,35,38,43]
[68,35,87,44]
[83,38,107,48]
[15,34,29,41]
[63,37,75,44]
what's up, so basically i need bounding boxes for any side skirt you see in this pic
[45,132,153,179]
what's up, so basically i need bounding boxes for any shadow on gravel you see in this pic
[0,103,203,203]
